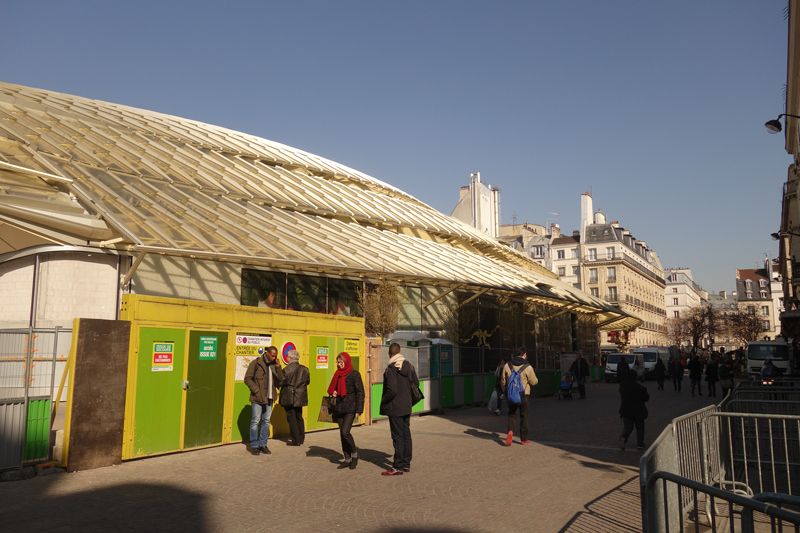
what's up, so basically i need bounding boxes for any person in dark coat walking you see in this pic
[616,357,630,383]
[705,356,719,397]
[328,351,365,469]
[654,358,666,390]
[568,352,591,399]
[280,349,310,446]
[668,357,684,392]
[379,342,419,475]
[618,369,650,450]
[688,355,704,396]
[718,359,735,398]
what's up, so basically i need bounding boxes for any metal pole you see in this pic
[19,326,33,469]
[47,326,61,460]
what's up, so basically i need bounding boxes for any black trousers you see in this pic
[673,376,682,391]
[507,395,529,441]
[284,405,305,444]
[707,381,717,396]
[338,412,356,457]
[389,415,412,470]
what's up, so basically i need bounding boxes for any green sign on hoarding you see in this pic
[199,336,218,360]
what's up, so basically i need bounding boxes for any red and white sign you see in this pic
[153,352,173,364]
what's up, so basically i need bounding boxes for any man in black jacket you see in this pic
[244,346,285,456]
[618,369,650,450]
[568,352,591,399]
[280,349,310,446]
[379,342,419,476]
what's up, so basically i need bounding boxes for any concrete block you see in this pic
[55,430,63,446]
[0,467,35,482]
[36,462,56,477]
[53,445,63,462]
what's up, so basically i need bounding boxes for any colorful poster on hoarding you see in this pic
[199,336,218,360]
[152,342,174,372]
[316,347,329,369]
[234,334,272,381]
[281,341,297,365]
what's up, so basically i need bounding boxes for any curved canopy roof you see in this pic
[0,81,641,330]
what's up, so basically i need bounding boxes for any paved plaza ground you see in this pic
[0,378,720,532]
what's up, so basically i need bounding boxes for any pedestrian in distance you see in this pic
[705,356,719,397]
[568,352,591,399]
[668,357,684,392]
[688,355,703,396]
[379,342,419,476]
[328,351,365,469]
[654,358,666,391]
[501,346,539,446]
[492,358,506,414]
[718,359,735,399]
[618,369,650,450]
[280,349,310,446]
[244,346,285,456]
[616,356,630,384]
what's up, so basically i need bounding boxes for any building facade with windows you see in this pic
[664,268,704,319]
[549,193,667,348]
[735,261,782,341]
[707,290,740,353]
[451,172,500,238]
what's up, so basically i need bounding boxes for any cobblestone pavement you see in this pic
[1,379,720,532]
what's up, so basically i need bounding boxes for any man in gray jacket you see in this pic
[244,346,285,455]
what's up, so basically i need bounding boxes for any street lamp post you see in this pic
[765,114,800,134]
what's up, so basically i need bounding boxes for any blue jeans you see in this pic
[250,400,274,448]
[621,416,645,447]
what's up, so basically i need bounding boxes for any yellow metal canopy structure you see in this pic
[0,81,641,330]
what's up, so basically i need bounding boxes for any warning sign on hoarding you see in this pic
[152,342,174,372]
[343,339,360,358]
[199,336,218,360]
[234,334,272,381]
[316,347,329,369]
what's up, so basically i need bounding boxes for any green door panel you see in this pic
[133,328,185,457]
[184,331,228,449]
[306,336,338,431]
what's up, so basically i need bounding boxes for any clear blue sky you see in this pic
[3,1,793,293]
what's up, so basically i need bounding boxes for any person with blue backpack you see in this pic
[500,346,539,446]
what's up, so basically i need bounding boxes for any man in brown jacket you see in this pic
[244,346,285,455]
[501,346,539,446]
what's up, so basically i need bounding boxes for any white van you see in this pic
[746,340,793,377]
[605,353,644,382]
[633,347,671,379]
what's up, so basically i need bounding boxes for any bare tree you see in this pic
[358,279,408,339]
[665,317,687,348]
[724,310,764,346]
[440,295,480,345]
[682,306,719,356]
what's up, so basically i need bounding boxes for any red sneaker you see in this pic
[403,468,410,473]
[506,431,513,447]
[381,469,404,476]
[520,440,531,445]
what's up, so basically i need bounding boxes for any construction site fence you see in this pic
[640,379,800,532]
[0,327,72,471]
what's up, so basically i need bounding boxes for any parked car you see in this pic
[604,353,644,382]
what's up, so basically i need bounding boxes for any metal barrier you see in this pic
[0,327,70,471]
[641,380,800,532]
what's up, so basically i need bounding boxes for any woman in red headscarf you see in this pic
[327,352,365,469]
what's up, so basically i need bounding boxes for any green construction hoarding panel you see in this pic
[25,399,50,461]
[308,336,338,431]
[441,376,454,407]
[232,383,252,442]
[463,375,474,405]
[184,331,227,449]
[133,328,185,457]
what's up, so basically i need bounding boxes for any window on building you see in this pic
[673,298,678,306]
[588,248,597,260]
[571,248,579,258]
[672,288,677,293]
[606,247,615,259]
[558,267,566,276]
[532,245,544,257]
[761,306,769,316]
[608,286,617,300]
[573,283,581,289]
[557,250,565,259]
[762,321,770,331]
[589,268,598,282]
[760,291,768,299]
[759,279,767,287]
[572,266,580,275]
[590,288,599,297]
[747,293,753,299]
[748,306,756,315]
[607,267,616,282]
[673,311,680,318]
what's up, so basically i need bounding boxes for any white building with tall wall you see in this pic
[664,268,704,320]
[450,172,500,238]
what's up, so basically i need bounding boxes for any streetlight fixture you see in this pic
[771,231,800,240]
[765,114,800,134]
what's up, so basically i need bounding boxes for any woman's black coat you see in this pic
[334,370,365,415]
[619,379,650,420]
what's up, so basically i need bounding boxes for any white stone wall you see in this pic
[35,253,120,328]
[131,254,241,305]
[0,256,35,328]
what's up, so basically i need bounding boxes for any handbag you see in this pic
[279,385,295,407]
[410,372,424,406]
[317,396,337,424]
